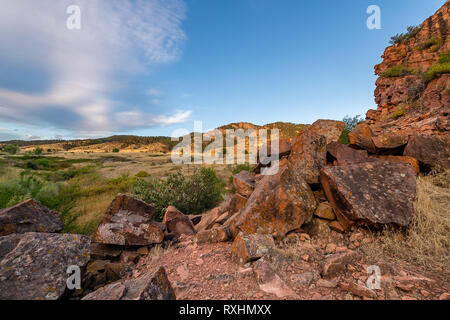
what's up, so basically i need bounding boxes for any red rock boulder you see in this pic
[233,160,316,237]
[92,194,163,246]
[163,206,196,236]
[0,199,64,236]
[320,161,416,229]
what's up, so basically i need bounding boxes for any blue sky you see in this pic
[0,0,446,140]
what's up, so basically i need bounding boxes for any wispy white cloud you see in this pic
[0,0,190,136]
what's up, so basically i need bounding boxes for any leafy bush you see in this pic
[389,25,421,45]
[112,148,120,153]
[381,64,415,77]
[339,115,364,145]
[0,176,79,230]
[135,171,150,178]
[133,168,224,221]
[342,115,363,131]
[415,38,443,51]
[423,51,450,81]
[33,147,43,155]
[1,144,19,155]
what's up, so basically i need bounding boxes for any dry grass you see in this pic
[148,245,164,262]
[363,170,450,272]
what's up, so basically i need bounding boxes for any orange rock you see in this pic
[314,202,336,221]
[233,171,255,198]
[233,160,316,237]
[290,130,327,184]
[231,233,275,265]
[309,119,345,144]
[193,226,231,244]
[370,155,420,174]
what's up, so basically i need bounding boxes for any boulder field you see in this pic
[0,2,449,301]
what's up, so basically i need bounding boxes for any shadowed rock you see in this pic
[82,267,176,300]
[403,134,450,170]
[0,232,90,300]
[327,142,369,166]
[92,194,163,246]
[163,206,196,236]
[320,161,416,229]
[0,199,64,236]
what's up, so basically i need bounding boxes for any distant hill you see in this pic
[0,122,309,153]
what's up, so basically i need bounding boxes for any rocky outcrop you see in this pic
[92,194,163,246]
[233,160,316,238]
[351,2,449,160]
[0,199,64,236]
[320,161,416,229]
[289,130,327,184]
[82,267,175,300]
[231,233,275,265]
[163,206,196,236]
[0,232,90,300]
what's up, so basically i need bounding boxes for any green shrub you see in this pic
[415,38,443,51]
[135,171,150,178]
[1,144,19,155]
[33,147,43,155]
[339,115,364,145]
[381,64,415,77]
[390,25,421,45]
[133,167,224,221]
[392,108,405,119]
[112,148,120,153]
[423,51,450,81]
[423,62,450,81]
[339,130,350,145]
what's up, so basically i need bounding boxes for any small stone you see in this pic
[326,243,337,254]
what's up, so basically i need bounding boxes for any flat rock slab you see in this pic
[0,232,90,300]
[92,194,163,246]
[82,267,176,300]
[320,161,416,229]
[0,199,64,236]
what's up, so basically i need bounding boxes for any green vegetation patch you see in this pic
[423,51,450,81]
[134,167,224,221]
[381,63,416,77]
[389,25,421,45]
